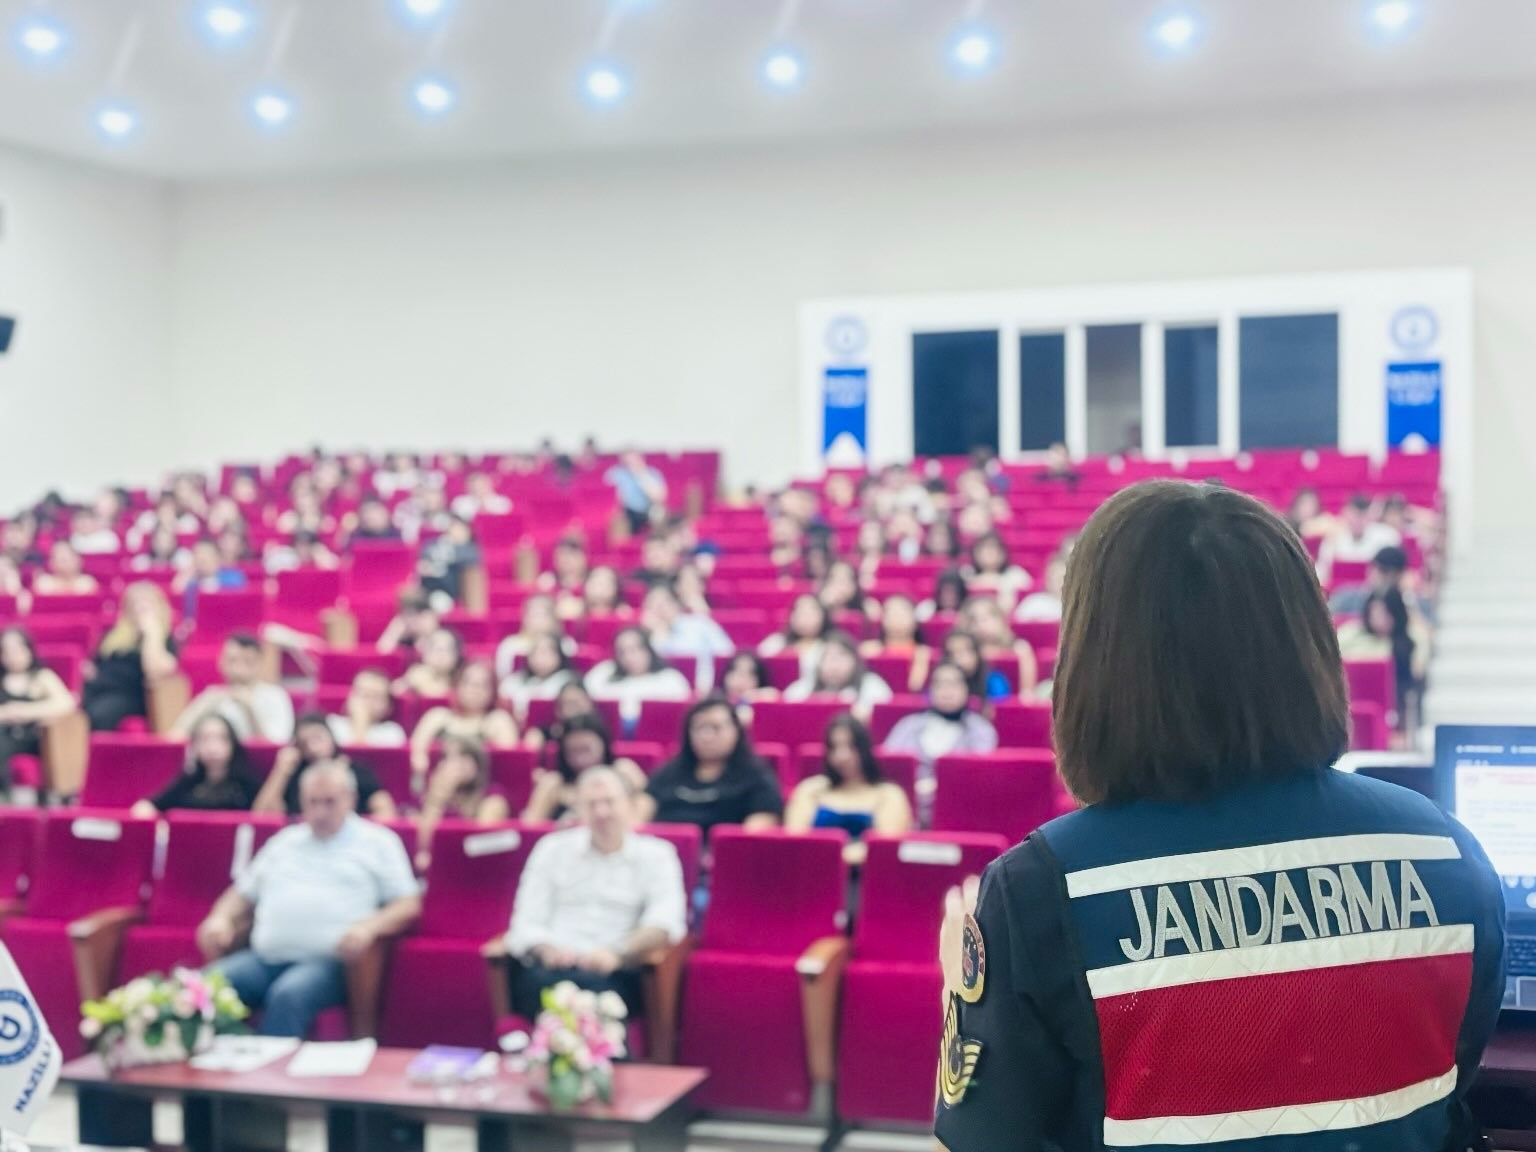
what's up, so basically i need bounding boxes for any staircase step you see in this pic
[1438,600,1536,627]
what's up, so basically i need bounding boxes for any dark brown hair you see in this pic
[1053,481,1348,806]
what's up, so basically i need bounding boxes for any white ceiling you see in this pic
[2,0,1536,180]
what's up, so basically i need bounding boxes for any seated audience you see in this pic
[630,531,681,591]
[522,713,646,824]
[172,633,296,743]
[131,527,190,573]
[940,630,1012,704]
[642,583,731,674]
[963,531,1032,613]
[375,589,441,657]
[861,593,932,692]
[783,631,893,721]
[395,626,464,697]
[132,714,261,816]
[32,540,100,595]
[961,595,1039,697]
[523,680,600,752]
[817,559,875,620]
[69,508,121,555]
[414,736,512,869]
[263,529,339,574]
[176,537,249,620]
[886,508,924,562]
[1319,493,1402,575]
[720,650,777,722]
[254,712,397,819]
[854,520,888,584]
[536,537,591,604]
[1038,441,1082,488]
[638,696,782,832]
[274,487,335,537]
[409,661,519,784]
[128,493,200,552]
[0,626,76,798]
[584,627,692,714]
[883,660,999,821]
[1337,590,1428,729]
[1329,545,1430,623]
[2,515,43,570]
[785,716,912,864]
[1013,553,1067,623]
[919,568,969,621]
[0,557,27,610]
[573,564,629,622]
[327,669,407,747]
[498,633,576,722]
[672,562,712,616]
[349,495,402,542]
[200,762,421,1037]
[417,515,482,605]
[1286,487,1335,539]
[606,451,669,536]
[493,593,565,681]
[756,593,832,676]
[450,471,512,521]
[505,766,687,1019]
[395,482,453,546]
[82,583,180,731]
[924,517,961,561]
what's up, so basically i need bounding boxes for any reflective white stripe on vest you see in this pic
[1086,923,1474,998]
[1064,834,1461,898]
[1101,1067,1458,1146]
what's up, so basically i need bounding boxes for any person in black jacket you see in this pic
[132,714,261,815]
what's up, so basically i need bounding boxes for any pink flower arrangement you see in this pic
[525,983,628,1107]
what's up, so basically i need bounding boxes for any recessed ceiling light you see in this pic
[1371,0,1414,32]
[585,65,626,104]
[950,29,996,73]
[763,51,802,89]
[17,17,65,59]
[97,104,136,140]
[252,90,293,127]
[1153,14,1199,51]
[398,0,448,23]
[203,2,252,40]
[413,77,455,114]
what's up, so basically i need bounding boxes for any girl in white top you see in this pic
[493,594,568,683]
[783,630,893,722]
[757,593,831,680]
[498,632,576,724]
[962,531,1033,614]
[583,626,692,719]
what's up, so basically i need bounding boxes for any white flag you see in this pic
[0,942,61,1137]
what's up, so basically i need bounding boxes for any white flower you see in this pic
[123,979,154,1011]
[602,1021,626,1051]
[173,991,197,1018]
[596,991,628,1021]
[548,1027,576,1056]
[550,983,579,1014]
[574,990,598,1018]
[572,1047,593,1072]
[138,1006,159,1025]
[79,1017,103,1040]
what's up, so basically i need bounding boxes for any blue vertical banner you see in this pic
[823,366,869,466]
[1385,361,1442,448]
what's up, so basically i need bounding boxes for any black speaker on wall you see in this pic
[0,316,14,354]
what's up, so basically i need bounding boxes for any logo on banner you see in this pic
[824,315,868,361]
[1390,306,1439,356]
[0,992,39,1067]
[0,943,61,1137]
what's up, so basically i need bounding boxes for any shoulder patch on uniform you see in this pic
[958,911,986,1004]
[938,994,983,1107]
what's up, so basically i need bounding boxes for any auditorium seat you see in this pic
[627,698,694,747]
[931,751,1062,841]
[835,833,1008,1124]
[868,697,926,743]
[80,735,187,808]
[0,807,39,922]
[751,699,851,748]
[488,747,539,813]
[29,593,110,620]
[187,589,265,647]
[679,828,847,1113]
[0,811,156,1058]
[992,701,1054,748]
[346,746,414,807]
[1350,700,1389,751]
[1344,657,1398,725]
[317,648,409,686]
[382,821,547,1048]
[640,823,704,907]
[116,811,286,984]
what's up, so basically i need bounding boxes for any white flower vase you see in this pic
[106,1022,215,1073]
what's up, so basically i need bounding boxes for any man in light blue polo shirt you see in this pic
[197,761,420,1037]
[604,451,668,535]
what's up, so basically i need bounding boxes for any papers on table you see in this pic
[286,1038,378,1078]
[188,1036,300,1073]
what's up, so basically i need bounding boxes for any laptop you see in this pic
[1434,725,1536,1012]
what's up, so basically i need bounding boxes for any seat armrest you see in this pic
[798,935,851,1087]
[40,709,90,797]
[343,921,413,1041]
[69,906,146,1004]
[483,936,513,1025]
[638,935,696,1065]
[147,674,191,736]
[460,565,489,616]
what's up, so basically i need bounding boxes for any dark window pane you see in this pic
[1239,314,1339,448]
[1086,324,1142,456]
[912,331,1000,458]
[1019,333,1067,452]
[1164,325,1220,447]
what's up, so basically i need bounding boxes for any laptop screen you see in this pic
[1435,725,1536,920]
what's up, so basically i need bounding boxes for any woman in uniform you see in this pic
[935,480,1505,1152]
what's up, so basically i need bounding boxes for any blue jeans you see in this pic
[211,950,346,1039]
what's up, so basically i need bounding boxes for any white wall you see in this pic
[166,88,1536,548]
[0,144,173,509]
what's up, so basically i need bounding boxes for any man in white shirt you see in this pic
[1320,495,1402,572]
[326,668,407,747]
[505,766,687,1019]
[172,633,296,742]
[197,762,420,1037]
